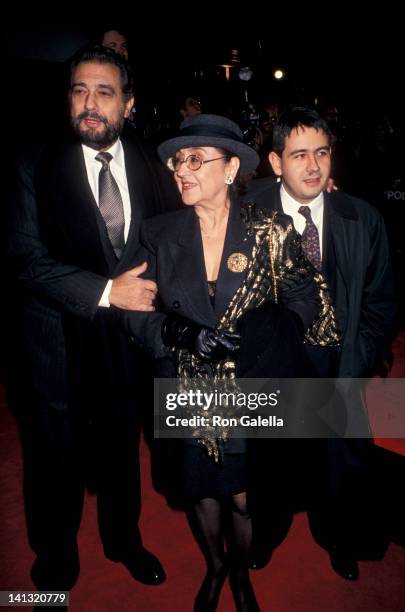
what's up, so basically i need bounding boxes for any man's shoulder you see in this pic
[15,141,79,185]
[32,141,84,188]
[121,129,159,163]
[328,190,383,225]
[246,176,278,201]
[14,143,45,180]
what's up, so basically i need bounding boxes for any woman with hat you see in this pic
[123,114,339,611]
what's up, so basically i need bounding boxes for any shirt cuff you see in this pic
[99,279,113,307]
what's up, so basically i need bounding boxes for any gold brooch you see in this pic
[227,252,248,273]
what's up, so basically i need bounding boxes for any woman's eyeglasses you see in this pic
[167,154,227,172]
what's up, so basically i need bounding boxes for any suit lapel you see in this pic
[124,141,146,226]
[322,193,361,335]
[324,192,358,294]
[168,208,216,327]
[119,137,169,273]
[166,201,254,326]
[214,199,253,319]
[321,202,337,300]
[58,144,100,236]
[55,144,117,274]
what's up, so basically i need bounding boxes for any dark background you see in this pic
[2,23,404,324]
[3,24,405,139]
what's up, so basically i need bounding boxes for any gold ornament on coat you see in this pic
[227,252,248,273]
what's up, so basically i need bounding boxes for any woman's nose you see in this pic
[175,160,190,177]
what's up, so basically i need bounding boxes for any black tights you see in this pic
[190,492,258,611]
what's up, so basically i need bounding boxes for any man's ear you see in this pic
[269,151,282,176]
[124,96,135,118]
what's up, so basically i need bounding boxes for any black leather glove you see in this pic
[161,314,240,362]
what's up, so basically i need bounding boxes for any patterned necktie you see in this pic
[95,151,125,259]
[298,205,322,271]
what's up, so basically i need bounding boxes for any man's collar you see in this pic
[280,184,324,220]
[278,183,358,221]
[82,138,123,164]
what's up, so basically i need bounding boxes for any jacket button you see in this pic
[172,301,181,309]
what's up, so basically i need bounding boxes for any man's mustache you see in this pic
[76,111,108,125]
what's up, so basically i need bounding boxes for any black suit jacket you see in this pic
[123,197,328,505]
[125,197,322,380]
[246,179,397,378]
[7,134,180,412]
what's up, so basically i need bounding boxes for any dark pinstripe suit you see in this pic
[6,132,179,587]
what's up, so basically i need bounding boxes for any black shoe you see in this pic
[328,548,359,581]
[248,549,272,571]
[107,547,166,585]
[194,561,228,612]
[31,551,79,591]
[229,568,260,612]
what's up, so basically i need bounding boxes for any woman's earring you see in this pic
[225,175,234,185]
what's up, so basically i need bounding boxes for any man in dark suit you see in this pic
[6,44,179,591]
[246,107,396,580]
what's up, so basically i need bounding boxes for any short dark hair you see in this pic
[98,26,129,42]
[67,44,134,102]
[272,106,332,155]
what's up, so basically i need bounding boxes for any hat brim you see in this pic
[158,135,260,175]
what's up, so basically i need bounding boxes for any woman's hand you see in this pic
[194,328,240,361]
[162,314,240,361]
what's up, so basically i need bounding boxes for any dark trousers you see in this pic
[247,437,388,560]
[16,400,84,564]
[14,387,143,587]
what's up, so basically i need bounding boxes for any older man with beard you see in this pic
[6,44,179,592]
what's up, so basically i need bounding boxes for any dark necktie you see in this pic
[95,151,125,259]
[298,205,322,271]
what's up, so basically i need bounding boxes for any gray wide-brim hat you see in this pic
[158,114,260,175]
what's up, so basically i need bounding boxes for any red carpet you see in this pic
[374,332,405,456]
[1,336,405,611]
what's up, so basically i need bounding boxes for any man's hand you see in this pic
[326,177,339,192]
[109,262,157,311]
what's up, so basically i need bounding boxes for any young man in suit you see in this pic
[246,106,396,580]
[7,44,179,591]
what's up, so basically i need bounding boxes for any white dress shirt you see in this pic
[279,184,324,259]
[82,139,131,306]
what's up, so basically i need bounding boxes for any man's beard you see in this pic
[70,111,125,150]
